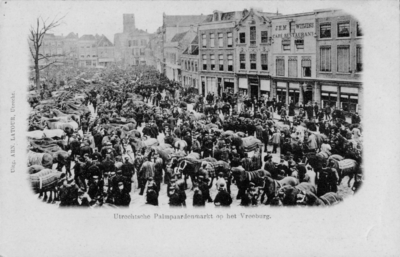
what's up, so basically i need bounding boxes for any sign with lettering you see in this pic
[296,23,314,29]
[273,31,314,39]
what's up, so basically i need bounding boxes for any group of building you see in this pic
[31,8,363,113]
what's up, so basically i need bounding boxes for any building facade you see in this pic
[96,35,115,67]
[165,28,197,81]
[77,35,98,67]
[37,33,65,67]
[180,36,200,88]
[114,14,152,67]
[315,9,363,112]
[198,10,243,96]
[270,11,321,106]
[235,9,280,99]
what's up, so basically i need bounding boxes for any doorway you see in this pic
[303,90,313,106]
[251,85,259,99]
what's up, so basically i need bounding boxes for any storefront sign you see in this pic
[273,31,314,39]
[296,23,314,29]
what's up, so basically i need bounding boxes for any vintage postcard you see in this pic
[0,0,399,256]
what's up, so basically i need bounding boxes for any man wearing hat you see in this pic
[263,153,278,179]
[202,131,214,158]
[59,177,79,207]
[121,157,135,193]
[214,183,232,207]
[112,181,131,207]
[191,132,202,155]
[146,180,159,206]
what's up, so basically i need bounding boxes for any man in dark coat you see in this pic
[317,162,338,197]
[262,125,270,152]
[214,183,232,207]
[121,157,135,193]
[113,181,131,207]
[313,102,319,117]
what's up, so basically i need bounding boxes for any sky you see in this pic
[0,0,375,43]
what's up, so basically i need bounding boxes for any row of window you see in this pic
[131,48,145,56]
[320,45,362,72]
[80,55,97,58]
[202,54,233,71]
[239,53,268,70]
[238,27,269,45]
[202,32,233,48]
[128,39,147,47]
[320,21,362,39]
[182,60,198,72]
[276,58,312,77]
[43,41,62,46]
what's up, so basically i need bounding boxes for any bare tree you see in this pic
[28,15,66,91]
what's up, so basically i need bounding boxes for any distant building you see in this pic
[96,35,115,67]
[63,32,79,66]
[198,10,243,96]
[37,33,65,67]
[315,9,363,112]
[165,27,197,81]
[235,8,280,99]
[180,35,200,88]
[77,34,115,67]
[114,14,152,67]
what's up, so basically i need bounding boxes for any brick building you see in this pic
[315,9,363,112]
[180,36,200,88]
[198,10,243,96]
[235,9,280,99]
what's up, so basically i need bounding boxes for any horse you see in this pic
[261,176,299,205]
[30,168,65,203]
[231,168,271,200]
[43,120,78,131]
[330,159,359,187]
[176,157,209,190]
[28,150,54,169]
[273,182,317,206]
[297,191,343,206]
[51,109,80,124]
[174,139,188,153]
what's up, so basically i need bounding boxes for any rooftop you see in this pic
[171,31,188,42]
[164,14,206,27]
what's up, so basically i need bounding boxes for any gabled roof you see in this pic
[65,32,78,39]
[190,35,198,44]
[96,35,114,47]
[203,11,241,23]
[164,15,206,27]
[171,31,188,42]
[79,34,96,41]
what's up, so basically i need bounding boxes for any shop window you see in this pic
[282,39,291,51]
[250,53,257,70]
[356,22,363,37]
[227,32,233,47]
[227,54,233,71]
[239,32,246,44]
[320,23,331,38]
[250,26,256,46]
[261,53,268,70]
[337,21,350,37]
[210,54,215,70]
[302,59,311,77]
[276,59,285,76]
[210,33,215,48]
[218,33,223,47]
[202,34,207,48]
[320,47,331,72]
[337,46,350,73]
[202,55,207,70]
[295,39,304,50]
[261,31,268,43]
[219,55,224,71]
[356,46,362,72]
[288,58,298,77]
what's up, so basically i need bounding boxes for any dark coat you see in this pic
[214,190,232,207]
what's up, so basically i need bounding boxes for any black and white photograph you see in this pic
[0,0,399,256]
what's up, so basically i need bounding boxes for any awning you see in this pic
[260,79,270,91]
[341,87,359,94]
[322,85,337,92]
[239,78,248,89]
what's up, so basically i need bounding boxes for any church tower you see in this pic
[123,14,135,33]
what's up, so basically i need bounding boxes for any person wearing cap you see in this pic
[59,177,79,207]
[112,181,131,207]
[168,186,183,207]
[199,176,214,203]
[153,154,164,193]
[121,157,135,193]
[191,132,202,155]
[248,182,260,206]
[138,159,155,195]
[91,148,103,163]
[192,183,205,207]
[183,131,192,154]
[88,175,103,201]
[146,181,159,206]
[263,153,278,179]
[213,183,232,207]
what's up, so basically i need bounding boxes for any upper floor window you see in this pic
[210,54,215,70]
[261,31,268,43]
[302,59,311,77]
[214,13,219,21]
[337,45,350,72]
[250,26,256,46]
[356,46,362,72]
[202,34,207,48]
[282,39,291,51]
[276,58,285,76]
[337,21,350,37]
[210,33,215,48]
[295,39,304,50]
[239,32,246,44]
[227,32,233,47]
[261,53,268,70]
[356,22,363,37]
[240,53,246,69]
[218,33,223,47]
[219,55,224,71]
[320,46,331,72]
[202,55,207,70]
[320,23,331,38]
[250,53,257,70]
[227,54,233,71]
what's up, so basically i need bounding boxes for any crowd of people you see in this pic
[28,64,363,208]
